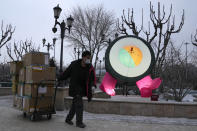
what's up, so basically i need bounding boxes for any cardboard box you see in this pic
[22,52,49,66]
[25,66,56,84]
[24,84,54,97]
[16,96,23,110]
[12,81,18,94]
[10,61,23,75]
[23,97,53,113]
[12,75,19,83]
[12,75,19,94]
[19,68,26,82]
[17,84,25,96]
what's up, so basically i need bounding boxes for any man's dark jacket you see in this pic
[59,59,96,98]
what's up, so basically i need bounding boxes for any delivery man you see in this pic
[58,50,96,128]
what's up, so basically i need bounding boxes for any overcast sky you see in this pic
[0,0,197,65]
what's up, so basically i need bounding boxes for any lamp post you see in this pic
[42,38,56,55]
[115,33,119,39]
[52,4,74,73]
[185,42,190,80]
[103,57,105,68]
[52,38,57,59]
[99,60,102,78]
[101,33,119,44]
[99,33,118,70]
[74,46,84,60]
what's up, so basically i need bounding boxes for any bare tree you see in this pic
[0,60,11,82]
[6,39,40,61]
[64,5,116,69]
[162,42,193,102]
[190,48,197,65]
[0,21,15,49]
[191,29,197,46]
[189,29,197,67]
[118,2,184,77]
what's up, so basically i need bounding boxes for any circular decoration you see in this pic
[119,45,143,68]
[105,35,155,84]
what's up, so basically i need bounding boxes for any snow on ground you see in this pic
[1,95,197,126]
[157,93,197,102]
[0,95,13,107]
[182,94,196,102]
[109,94,197,103]
[56,110,197,126]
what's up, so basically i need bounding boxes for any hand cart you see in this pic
[22,80,58,121]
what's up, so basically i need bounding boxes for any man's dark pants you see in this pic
[66,95,83,124]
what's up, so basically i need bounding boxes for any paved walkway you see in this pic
[1,95,197,131]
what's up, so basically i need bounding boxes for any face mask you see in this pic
[85,59,91,64]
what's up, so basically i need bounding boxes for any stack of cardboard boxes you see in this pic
[10,61,23,107]
[10,52,56,113]
[10,61,23,93]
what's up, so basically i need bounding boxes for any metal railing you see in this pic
[0,82,12,87]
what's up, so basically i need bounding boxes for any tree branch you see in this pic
[0,21,15,48]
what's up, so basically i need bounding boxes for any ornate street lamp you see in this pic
[52,4,74,73]
[101,33,119,44]
[101,34,111,43]
[185,42,190,80]
[115,33,119,39]
[99,60,102,78]
[103,56,105,68]
[42,38,52,54]
[53,4,62,19]
[74,46,84,60]
[42,38,56,56]
[53,38,57,59]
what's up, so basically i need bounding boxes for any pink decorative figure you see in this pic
[99,72,117,96]
[136,75,162,97]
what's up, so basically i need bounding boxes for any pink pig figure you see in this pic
[99,72,117,96]
[99,72,162,98]
[136,75,162,97]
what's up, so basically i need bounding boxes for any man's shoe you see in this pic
[65,119,74,125]
[76,123,86,128]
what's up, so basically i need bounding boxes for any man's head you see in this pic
[82,51,91,65]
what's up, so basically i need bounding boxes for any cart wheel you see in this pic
[47,114,52,120]
[30,114,36,121]
[23,112,27,118]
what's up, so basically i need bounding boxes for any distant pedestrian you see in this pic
[58,51,96,128]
